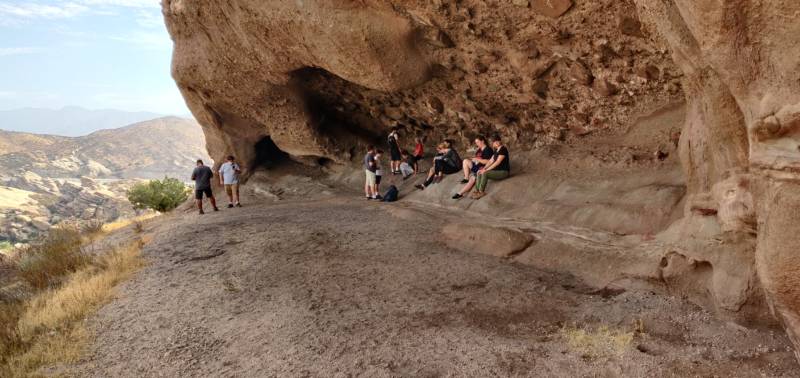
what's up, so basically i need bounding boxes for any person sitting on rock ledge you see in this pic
[416,141,461,190]
[452,135,494,200]
[191,159,218,214]
[471,135,511,199]
[399,150,415,180]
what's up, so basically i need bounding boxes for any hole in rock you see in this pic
[290,67,385,148]
[253,136,288,170]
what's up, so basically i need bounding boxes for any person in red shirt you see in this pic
[411,136,424,173]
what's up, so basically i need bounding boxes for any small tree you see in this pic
[127,177,189,213]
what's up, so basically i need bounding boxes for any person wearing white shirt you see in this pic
[218,155,242,208]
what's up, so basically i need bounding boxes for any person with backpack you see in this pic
[415,141,461,190]
[452,135,494,199]
[388,126,402,175]
[472,135,511,199]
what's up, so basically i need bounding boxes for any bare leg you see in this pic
[462,159,473,180]
[459,176,477,195]
[196,199,203,213]
[233,187,240,205]
[209,196,218,210]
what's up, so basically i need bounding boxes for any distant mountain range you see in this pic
[0,116,210,243]
[0,106,172,137]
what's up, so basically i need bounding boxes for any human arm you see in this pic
[478,155,504,174]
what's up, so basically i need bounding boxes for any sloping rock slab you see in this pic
[442,223,534,257]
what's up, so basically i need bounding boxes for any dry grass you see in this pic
[0,241,145,377]
[101,213,158,234]
[16,226,91,290]
[561,324,635,358]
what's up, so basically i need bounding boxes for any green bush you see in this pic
[126,177,189,213]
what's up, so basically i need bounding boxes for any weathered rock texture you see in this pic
[164,0,681,173]
[164,0,800,359]
[634,0,800,360]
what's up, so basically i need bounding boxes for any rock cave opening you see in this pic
[253,136,289,170]
[291,67,384,152]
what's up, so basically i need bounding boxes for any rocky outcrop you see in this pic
[164,0,681,174]
[635,0,800,360]
[164,0,800,359]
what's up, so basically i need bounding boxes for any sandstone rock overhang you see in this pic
[164,0,800,362]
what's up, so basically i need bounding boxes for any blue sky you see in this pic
[0,0,189,114]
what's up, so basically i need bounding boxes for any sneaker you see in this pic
[227,204,234,208]
[366,196,372,200]
[452,193,463,199]
[460,179,469,184]
[374,195,383,200]
[213,207,220,211]
[236,203,242,207]
[199,209,205,215]
[415,184,425,190]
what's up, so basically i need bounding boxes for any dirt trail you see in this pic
[70,192,797,377]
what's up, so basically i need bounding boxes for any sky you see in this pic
[0,0,189,115]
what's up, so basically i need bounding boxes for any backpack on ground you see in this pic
[382,185,399,202]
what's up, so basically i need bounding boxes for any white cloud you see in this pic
[0,2,87,19]
[0,47,42,56]
[134,9,161,28]
[79,0,159,8]
[0,0,159,23]
[109,30,170,49]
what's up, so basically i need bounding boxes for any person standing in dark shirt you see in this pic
[191,159,219,214]
[472,135,511,199]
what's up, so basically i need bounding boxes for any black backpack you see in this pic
[382,185,399,202]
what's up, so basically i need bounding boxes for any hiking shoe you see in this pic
[471,191,485,199]
[415,184,425,190]
[452,193,463,200]
[227,204,234,208]
[460,179,469,184]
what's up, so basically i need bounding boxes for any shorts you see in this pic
[390,148,402,161]
[365,170,376,186]
[470,163,483,176]
[224,183,239,197]
[376,175,382,185]
[195,187,213,200]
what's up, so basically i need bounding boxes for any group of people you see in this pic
[364,130,511,201]
[191,130,510,211]
[191,155,242,214]
[363,127,427,200]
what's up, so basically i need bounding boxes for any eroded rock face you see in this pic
[164,0,681,174]
[635,0,800,360]
[165,0,800,359]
